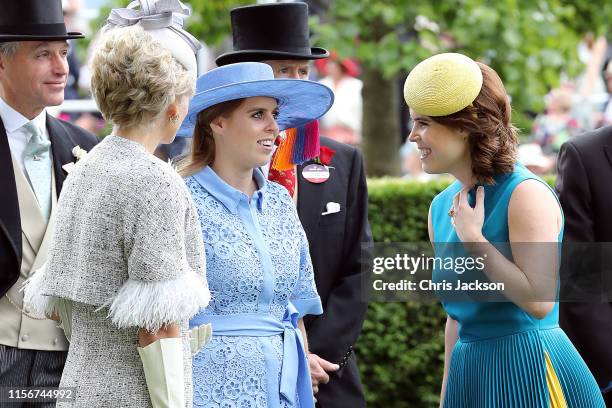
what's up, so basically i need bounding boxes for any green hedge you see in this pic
[358,176,555,407]
[358,178,450,408]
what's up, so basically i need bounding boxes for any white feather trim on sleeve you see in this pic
[108,270,211,333]
[21,263,59,318]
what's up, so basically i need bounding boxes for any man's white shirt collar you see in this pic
[0,96,47,136]
[1,96,50,173]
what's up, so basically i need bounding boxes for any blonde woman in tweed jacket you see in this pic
[23,3,210,407]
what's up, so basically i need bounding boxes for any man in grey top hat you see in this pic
[0,0,98,397]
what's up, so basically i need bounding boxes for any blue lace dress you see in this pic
[186,166,323,408]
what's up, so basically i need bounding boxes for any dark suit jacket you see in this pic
[298,137,372,408]
[0,115,98,297]
[556,126,612,393]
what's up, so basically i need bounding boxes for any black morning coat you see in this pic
[297,136,373,408]
[0,115,98,297]
[556,125,612,397]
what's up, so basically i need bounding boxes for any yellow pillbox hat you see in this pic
[403,53,483,116]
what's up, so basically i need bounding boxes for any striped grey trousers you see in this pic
[0,345,67,407]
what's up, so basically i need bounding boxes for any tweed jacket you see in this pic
[23,135,210,407]
[26,135,210,332]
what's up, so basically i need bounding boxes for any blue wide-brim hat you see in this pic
[177,62,334,138]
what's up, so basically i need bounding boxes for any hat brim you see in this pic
[0,32,84,41]
[177,78,334,138]
[216,47,329,66]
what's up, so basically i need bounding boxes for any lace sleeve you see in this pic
[289,230,323,318]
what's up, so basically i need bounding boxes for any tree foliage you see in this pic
[314,0,610,115]
[313,0,611,175]
[183,0,246,47]
[89,1,611,176]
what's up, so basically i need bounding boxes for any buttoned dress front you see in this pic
[186,166,322,408]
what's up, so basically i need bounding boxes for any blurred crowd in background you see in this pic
[57,0,612,179]
[398,33,612,180]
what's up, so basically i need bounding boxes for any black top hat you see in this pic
[216,2,328,66]
[0,0,84,42]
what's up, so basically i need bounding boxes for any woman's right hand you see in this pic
[451,186,485,243]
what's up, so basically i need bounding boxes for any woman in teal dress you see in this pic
[404,53,605,407]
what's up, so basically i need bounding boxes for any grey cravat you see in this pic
[22,121,52,222]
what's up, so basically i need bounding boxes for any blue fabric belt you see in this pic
[190,303,313,408]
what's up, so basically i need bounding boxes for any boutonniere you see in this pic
[72,145,88,161]
[62,145,88,174]
[316,146,336,167]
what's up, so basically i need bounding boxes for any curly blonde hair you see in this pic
[91,25,195,130]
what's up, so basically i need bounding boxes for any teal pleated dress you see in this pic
[431,163,605,407]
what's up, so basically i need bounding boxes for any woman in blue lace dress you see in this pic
[176,62,333,408]
[404,53,604,407]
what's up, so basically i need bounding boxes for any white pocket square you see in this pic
[62,162,76,174]
[322,202,341,215]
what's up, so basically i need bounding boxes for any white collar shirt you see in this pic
[0,96,50,174]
